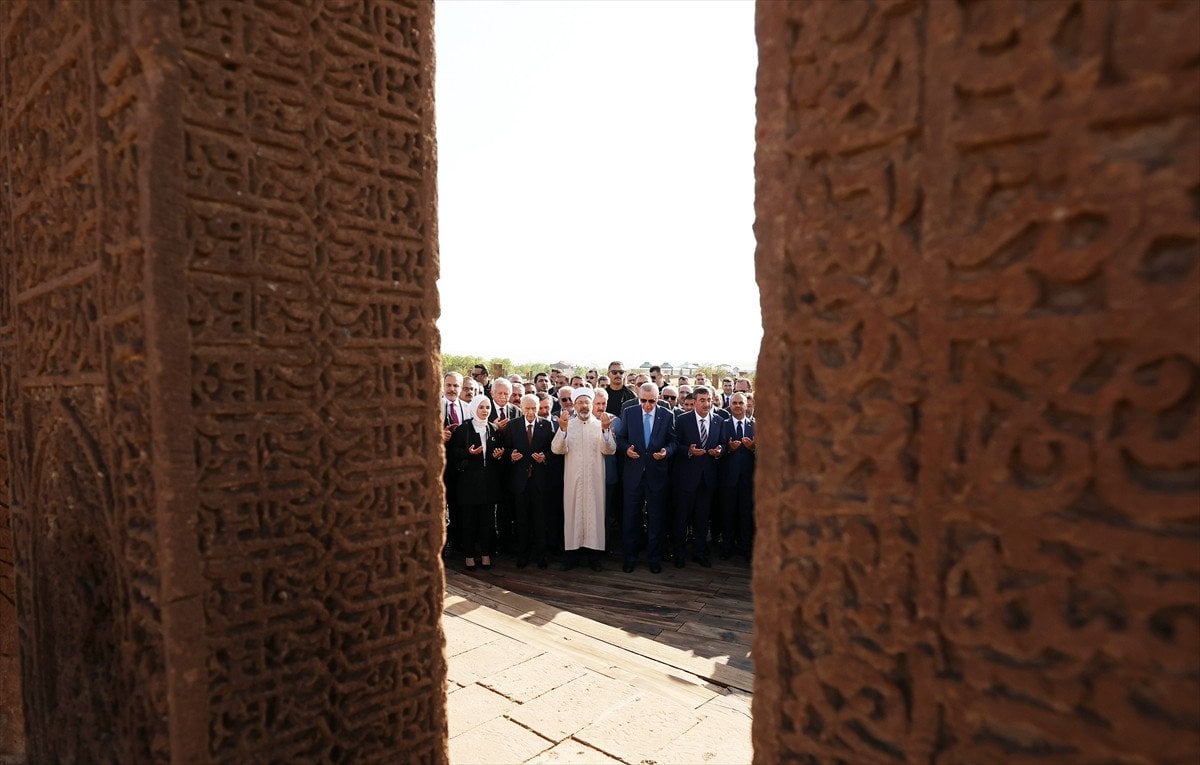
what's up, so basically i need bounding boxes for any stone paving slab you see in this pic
[444,611,506,657]
[446,634,543,686]
[506,671,641,744]
[696,687,753,721]
[444,591,753,764]
[650,705,753,764]
[573,693,704,765]
[449,715,554,764]
[447,683,517,738]
[524,738,624,764]
[481,650,589,704]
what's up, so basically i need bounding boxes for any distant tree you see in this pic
[439,353,475,377]
[440,354,630,382]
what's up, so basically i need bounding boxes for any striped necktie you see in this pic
[699,417,707,445]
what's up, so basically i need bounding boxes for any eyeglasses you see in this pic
[639,398,656,404]
[662,395,677,401]
[559,397,571,403]
[609,370,624,375]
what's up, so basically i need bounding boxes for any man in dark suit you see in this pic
[672,385,724,567]
[551,385,574,416]
[507,393,555,568]
[660,385,680,413]
[720,377,735,408]
[538,392,565,553]
[471,363,493,399]
[718,393,756,559]
[489,377,521,422]
[488,377,520,554]
[616,383,676,573]
[622,392,673,415]
[442,372,470,554]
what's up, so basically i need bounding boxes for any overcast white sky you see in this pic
[434,0,760,370]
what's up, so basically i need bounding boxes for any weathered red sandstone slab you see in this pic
[753,1,1200,763]
[1,1,445,761]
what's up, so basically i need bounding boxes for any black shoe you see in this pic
[537,558,548,569]
[694,555,712,568]
[516,558,528,569]
[674,559,686,568]
[560,560,577,571]
[621,563,635,573]
[718,549,733,560]
[650,563,662,574]
[589,559,603,572]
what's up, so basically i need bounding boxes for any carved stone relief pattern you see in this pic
[753,1,1199,762]
[177,0,444,760]
[0,14,17,752]
[0,1,169,761]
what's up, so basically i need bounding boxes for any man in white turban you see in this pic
[551,386,616,570]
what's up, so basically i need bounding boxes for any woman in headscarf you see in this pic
[448,393,506,570]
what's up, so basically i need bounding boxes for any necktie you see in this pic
[449,402,459,425]
[699,417,707,446]
[643,412,652,447]
[736,420,743,440]
[526,422,534,477]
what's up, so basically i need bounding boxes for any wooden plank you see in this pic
[446,572,755,693]
[451,571,706,613]
[686,611,755,635]
[694,594,756,615]
[676,619,754,645]
[652,630,754,673]
[554,605,668,637]
[495,572,713,610]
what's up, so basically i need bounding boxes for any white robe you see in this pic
[551,417,616,551]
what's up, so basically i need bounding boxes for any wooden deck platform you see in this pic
[444,553,754,689]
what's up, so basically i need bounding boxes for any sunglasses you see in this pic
[639,398,657,404]
[662,395,677,401]
[559,397,571,402]
[609,370,624,375]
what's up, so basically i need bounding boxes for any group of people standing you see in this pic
[442,362,756,575]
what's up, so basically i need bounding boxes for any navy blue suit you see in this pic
[672,410,725,564]
[719,417,756,557]
[489,401,520,553]
[506,416,556,564]
[616,405,677,567]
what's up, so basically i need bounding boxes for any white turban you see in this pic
[571,387,594,403]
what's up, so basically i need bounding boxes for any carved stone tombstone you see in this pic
[0,1,445,761]
[753,1,1200,762]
